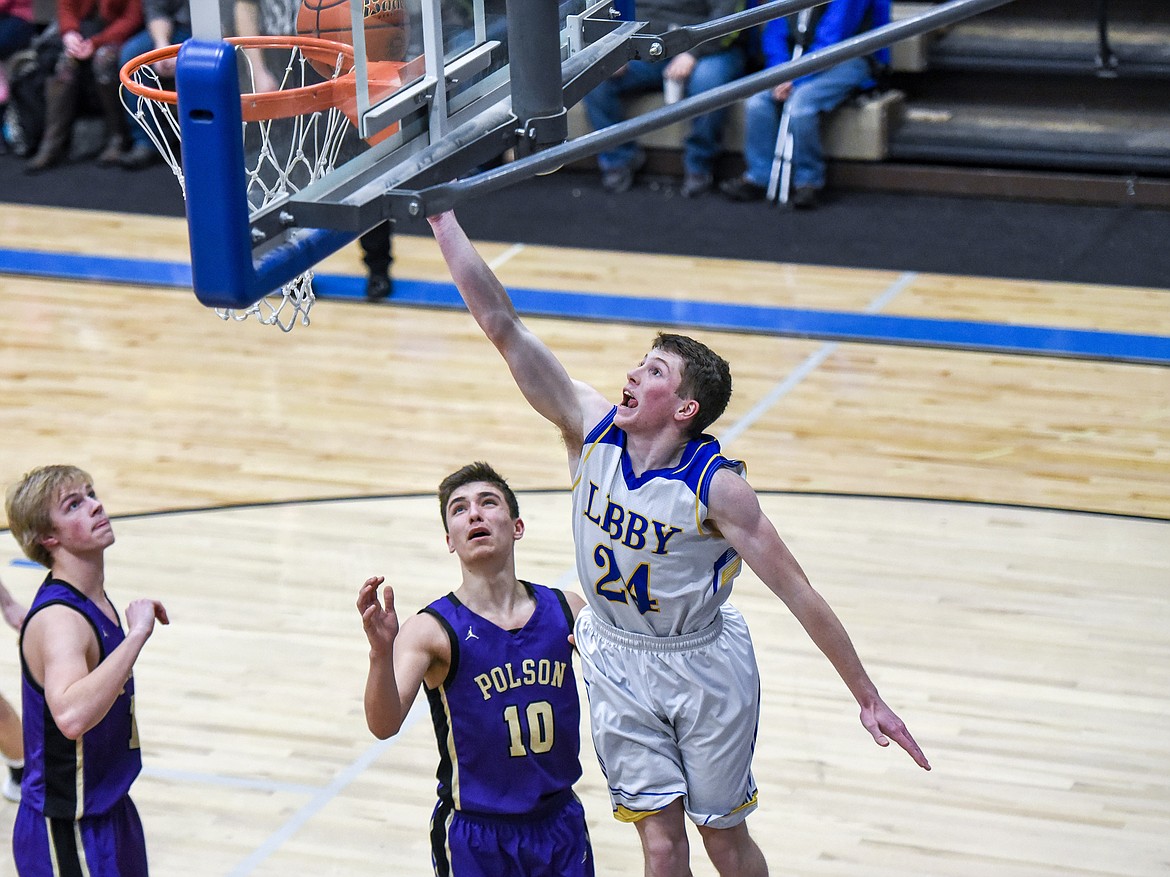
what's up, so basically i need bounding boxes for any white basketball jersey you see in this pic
[570,407,746,637]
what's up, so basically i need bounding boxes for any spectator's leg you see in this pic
[786,57,870,196]
[583,59,661,174]
[742,89,782,187]
[118,28,169,168]
[94,44,130,165]
[718,88,780,202]
[681,47,745,180]
[26,57,81,173]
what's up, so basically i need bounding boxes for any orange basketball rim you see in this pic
[120,35,416,140]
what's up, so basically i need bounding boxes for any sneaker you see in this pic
[719,176,767,202]
[790,185,820,210]
[600,165,635,194]
[599,151,646,194]
[365,273,393,302]
[680,171,713,198]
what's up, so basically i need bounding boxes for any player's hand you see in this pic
[357,576,399,656]
[125,599,169,639]
[772,81,793,102]
[860,699,931,770]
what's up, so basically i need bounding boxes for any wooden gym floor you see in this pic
[0,203,1167,876]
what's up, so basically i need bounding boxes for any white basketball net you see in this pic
[122,44,353,331]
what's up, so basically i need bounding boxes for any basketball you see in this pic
[296,0,408,71]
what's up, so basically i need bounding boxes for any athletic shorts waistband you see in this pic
[451,789,577,825]
[585,610,724,652]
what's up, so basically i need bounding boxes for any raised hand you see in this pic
[125,599,169,639]
[357,575,399,657]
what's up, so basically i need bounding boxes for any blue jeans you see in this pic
[742,56,872,190]
[0,13,35,60]
[583,48,745,176]
[119,27,192,148]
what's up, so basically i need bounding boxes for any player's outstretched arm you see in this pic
[707,470,931,770]
[426,211,600,446]
[358,576,443,739]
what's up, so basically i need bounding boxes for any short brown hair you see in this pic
[653,333,732,437]
[6,465,94,568]
[437,462,520,533]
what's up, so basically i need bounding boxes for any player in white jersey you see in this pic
[571,402,763,832]
[427,210,931,877]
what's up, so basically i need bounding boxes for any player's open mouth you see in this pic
[468,527,490,541]
[621,390,637,408]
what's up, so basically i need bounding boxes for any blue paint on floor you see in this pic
[3,247,1168,366]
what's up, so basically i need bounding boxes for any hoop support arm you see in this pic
[631,0,829,60]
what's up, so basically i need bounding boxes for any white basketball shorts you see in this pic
[573,604,761,828]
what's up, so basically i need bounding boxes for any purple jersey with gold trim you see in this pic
[19,577,142,819]
[422,582,582,817]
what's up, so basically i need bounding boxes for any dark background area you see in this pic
[2,151,1169,290]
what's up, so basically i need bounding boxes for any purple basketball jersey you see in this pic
[19,577,142,820]
[422,582,583,817]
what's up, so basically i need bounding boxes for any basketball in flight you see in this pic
[296,0,408,66]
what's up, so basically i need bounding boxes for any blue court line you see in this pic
[3,247,1169,366]
[2,248,194,288]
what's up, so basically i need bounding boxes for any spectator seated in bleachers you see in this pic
[582,0,748,198]
[116,0,189,169]
[719,0,890,209]
[24,0,142,173]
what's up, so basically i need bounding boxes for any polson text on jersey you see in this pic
[475,659,569,700]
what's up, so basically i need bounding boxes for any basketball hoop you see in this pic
[120,36,408,331]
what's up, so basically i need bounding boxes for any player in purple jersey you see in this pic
[5,465,169,877]
[0,575,27,803]
[358,461,594,877]
[427,211,931,877]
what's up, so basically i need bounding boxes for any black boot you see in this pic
[25,66,78,173]
[361,222,394,301]
[94,48,128,166]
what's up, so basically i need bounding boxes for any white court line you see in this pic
[720,271,917,451]
[141,767,320,796]
[225,698,429,877]
[488,243,526,271]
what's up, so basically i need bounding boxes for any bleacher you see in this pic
[568,0,1170,206]
[6,0,1168,206]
